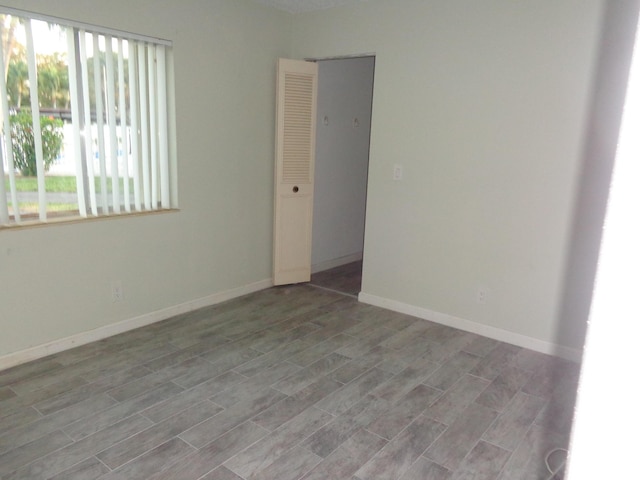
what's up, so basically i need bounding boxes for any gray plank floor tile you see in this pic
[482,391,546,450]
[199,466,244,480]
[0,394,118,455]
[63,382,184,440]
[150,421,269,480]
[0,429,74,477]
[224,408,333,478]
[533,363,580,437]
[474,366,532,412]
[289,334,355,367]
[273,352,351,395]
[328,355,382,384]
[399,457,452,480]
[144,337,229,371]
[8,414,153,479]
[8,376,88,407]
[497,424,569,480]
[462,335,500,357]
[97,400,222,469]
[48,456,110,480]
[0,406,42,436]
[0,359,64,388]
[179,388,286,448]
[451,440,511,480]
[335,326,397,358]
[370,356,439,404]
[250,445,322,480]
[425,403,498,470]
[140,370,245,423]
[176,349,263,389]
[301,394,390,458]
[251,377,342,431]
[210,364,297,409]
[99,436,196,480]
[249,323,321,354]
[300,428,387,480]
[379,322,434,350]
[367,384,441,440]
[105,365,192,402]
[8,366,85,396]
[0,386,16,401]
[470,343,523,381]
[354,415,446,479]
[424,351,481,391]
[425,374,491,425]
[232,343,307,377]
[33,366,151,416]
[0,284,577,480]
[314,367,393,415]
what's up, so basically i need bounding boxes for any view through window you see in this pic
[0,9,176,227]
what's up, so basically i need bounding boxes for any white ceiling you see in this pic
[252,0,367,14]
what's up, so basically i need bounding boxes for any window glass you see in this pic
[0,10,176,227]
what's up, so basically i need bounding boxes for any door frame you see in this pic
[308,54,376,284]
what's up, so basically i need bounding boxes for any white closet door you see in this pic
[273,58,318,285]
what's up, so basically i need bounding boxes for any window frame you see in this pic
[0,6,178,229]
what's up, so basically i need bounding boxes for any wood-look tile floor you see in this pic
[0,285,578,479]
[310,261,362,297]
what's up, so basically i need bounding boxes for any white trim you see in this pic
[306,53,376,62]
[0,5,172,46]
[0,278,273,371]
[358,292,582,363]
[311,252,363,274]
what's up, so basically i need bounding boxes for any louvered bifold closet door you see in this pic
[273,58,318,285]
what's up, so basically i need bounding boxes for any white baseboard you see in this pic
[358,292,582,363]
[311,252,363,274]
[0,278,274,371]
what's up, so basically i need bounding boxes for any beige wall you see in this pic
[0,0,292,358]
[292,0,606,356]
[312,57,374,269]
[0,0,616,362]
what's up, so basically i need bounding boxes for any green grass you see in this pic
[4,175,76,192]
[10,203,78,213]
[4,175,137,217]
[4,175,134,193]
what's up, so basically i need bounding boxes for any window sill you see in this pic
[0,208,180,231]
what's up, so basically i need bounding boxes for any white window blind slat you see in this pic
[0,148,9,224]
[0,24,12,224]
[105,36,121,214]
[0,24,19,222]
[137,43,151,211]
[79,31,98,216]
[66,28,87,218]
[93,34,109,213]
[128,44,142,212]
[148,47,158,210]
[25,20,47,221]
[156,45,170,209]
[117,39,131,213]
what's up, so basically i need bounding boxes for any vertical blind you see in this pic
[0,11,175,226]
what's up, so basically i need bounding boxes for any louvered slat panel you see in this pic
[282,73,314,183]
[273,58,317,286]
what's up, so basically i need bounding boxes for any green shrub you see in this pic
[9,110,64,177]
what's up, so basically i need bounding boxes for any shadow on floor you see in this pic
[309,260,362,297]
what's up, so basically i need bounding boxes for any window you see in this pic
[0,8,176,227]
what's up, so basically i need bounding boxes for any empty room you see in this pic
[1,0,638,478]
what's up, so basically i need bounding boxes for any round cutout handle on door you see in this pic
[292,186,299,193]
